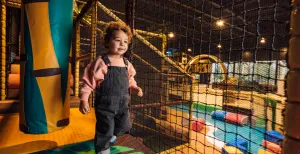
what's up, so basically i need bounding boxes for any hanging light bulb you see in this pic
[281,47,287,52]
[217,44,222,48]
[168,32,175,38]
[216,20,224,27]
[260,37,266,44]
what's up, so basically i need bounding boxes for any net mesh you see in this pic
[76,0,290,153]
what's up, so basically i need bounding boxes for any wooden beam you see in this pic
[76,53,90,61]
[73,0,95,28]
[131,101,190,109]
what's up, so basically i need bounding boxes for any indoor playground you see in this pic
[0,0,299,154]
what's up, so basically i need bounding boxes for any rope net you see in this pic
[77,0,291,153]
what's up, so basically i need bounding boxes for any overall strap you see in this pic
[101,55,111,66]
[123,57,128,68]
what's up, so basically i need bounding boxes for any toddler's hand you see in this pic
[137,87,143,97]
[79,101,90,114]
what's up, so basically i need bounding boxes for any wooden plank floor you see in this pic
[0,108,154,154]
[115,134,156,154]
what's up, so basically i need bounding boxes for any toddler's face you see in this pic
[108,30,129,56]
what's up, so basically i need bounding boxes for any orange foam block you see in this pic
[10,64,20,74]
[222,146,243,154]
[7,89,19,98]
[8,74,20,89]
[262,140,282,154]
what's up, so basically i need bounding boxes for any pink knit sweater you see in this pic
[80,56,138,102]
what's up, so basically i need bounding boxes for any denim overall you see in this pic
[94,55,131,153]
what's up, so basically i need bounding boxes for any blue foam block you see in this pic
[226,137,249,154]
[265,130,284,145]
[226,143,247,154]
[221,146,243,154]
[211,110,227,121]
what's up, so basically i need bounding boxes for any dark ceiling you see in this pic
[78,0,291,62]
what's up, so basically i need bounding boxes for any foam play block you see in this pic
[265,130,284,145]
[8,74,20,89]
[211,110,227,121]
[225,113,249,126]
[192,118,205,132]
[258,148,274,154]
[10,64,20,74]
[7,88,19,98]
[222,146,243,154]
[226,137,249,154]
[182,117,189,126]
[262,140,282,154]
[232,137,248,149]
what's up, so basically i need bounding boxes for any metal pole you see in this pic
[97,20,163,38]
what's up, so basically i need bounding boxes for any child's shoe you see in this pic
[110,135,117,145]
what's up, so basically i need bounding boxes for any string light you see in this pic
[281,47,287,52]
[216,20,224,27]
[168,32,175,38]
[260,37,266,44]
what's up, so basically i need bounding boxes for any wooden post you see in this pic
[161,34,168,102]
[75,23,80,97]
[89,2,97,106]
[0,0,6,100]
[125,0,135,61]
[283,0,300,153]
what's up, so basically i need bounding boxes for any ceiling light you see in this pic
[216,20,224,27]
[168,32,175,38]
[260,37,266,44]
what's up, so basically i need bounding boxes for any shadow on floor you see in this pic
[31,139,144,154]
[0,140,58,154]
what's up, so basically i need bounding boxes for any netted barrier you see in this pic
[75,0,291,153]
[124,0,289,153]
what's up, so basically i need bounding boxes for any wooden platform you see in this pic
[0,108,155,154]
[115,134,156,154]
[0,96,80,114]
[0,99,19,114]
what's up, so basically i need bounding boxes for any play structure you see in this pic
[0,0,299,154]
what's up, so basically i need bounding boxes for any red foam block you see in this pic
[192,118,205,132]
